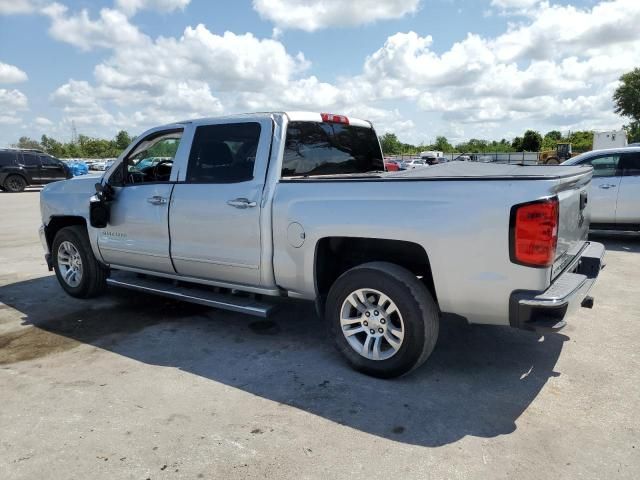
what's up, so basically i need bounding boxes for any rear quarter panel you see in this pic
[272,178,564,326]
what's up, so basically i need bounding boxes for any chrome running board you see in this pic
[106,271,277,318]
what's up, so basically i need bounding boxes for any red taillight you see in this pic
[510,198,559,267]
[321,113,349,124]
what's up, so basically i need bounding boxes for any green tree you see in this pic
[13,136,42,150]
[41,135,66,157]
[613,68,640,122]
[542,130,563,150]
[544,130,562,142]
[522,130,543,151]
[433,136,453,152]
[623,121,640,143]
[379,133,403,155]
[569,130,594,153]
[511,136,523,152]
[115,130,132,150]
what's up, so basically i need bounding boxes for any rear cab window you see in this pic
[282,121,383,178]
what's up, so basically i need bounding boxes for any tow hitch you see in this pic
[581,295,594,309]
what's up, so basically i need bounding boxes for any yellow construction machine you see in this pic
[539,143,574,165]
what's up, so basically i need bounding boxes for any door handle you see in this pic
[598,184,617,189]
[147,196,168,205]
[227,198,257,209]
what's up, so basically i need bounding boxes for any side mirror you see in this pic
[90,182,114,228]
[90,197,110,228]
[95,182,115,202]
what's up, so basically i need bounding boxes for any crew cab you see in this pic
[39,112,605,378]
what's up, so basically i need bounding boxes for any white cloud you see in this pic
[491,0,640,62]
[42,3,147,51]
[355,0,640,137]
[0,0,37,14]
[490,0,541,10]
[0,88,28,110]
[0,88,28,127]
[115,0,190,16]
[35,116,54,126]
[0,62,28,83]
[49,21,323,135]
[25,0,640,145]
[252,0,420,31]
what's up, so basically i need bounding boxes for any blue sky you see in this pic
[0,0,636,147]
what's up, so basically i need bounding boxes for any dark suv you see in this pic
[0,149,71,192]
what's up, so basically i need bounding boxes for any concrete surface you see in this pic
[0,191,638,480]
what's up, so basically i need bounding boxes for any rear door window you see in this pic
[282,122,384,177]
[620,152,640,176]
[39,154,61,166]
[186,123,261,183]
[579,155,620,177]
[20,152,40,167]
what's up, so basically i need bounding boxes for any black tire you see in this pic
[326,262,439,378]
[3,175,27,192]
[545,157,560,165]
[52,226,108,298]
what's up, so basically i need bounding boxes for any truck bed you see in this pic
[388,161,592,179]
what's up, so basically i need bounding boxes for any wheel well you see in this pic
[315,237,437,304]
[45,216,87,250]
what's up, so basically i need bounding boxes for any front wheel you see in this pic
[326,262,439,378]
[52,226,108,298]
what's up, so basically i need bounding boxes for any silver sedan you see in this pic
[563,147,640,230]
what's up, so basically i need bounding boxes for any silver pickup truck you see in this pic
[39,112,605,378]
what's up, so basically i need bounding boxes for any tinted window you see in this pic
[0,151,17,166]
[20,153,40,167]
[187,123,261,183]
[282,122,383,177]
[39,155,60,166]
[620,152,640,176]
[579,155,620,177]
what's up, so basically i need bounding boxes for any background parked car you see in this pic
[401,158,428,169]
[384,159,401,171]
[0,149,72,192]
[421,154,440,165]
[65,160,89,176]
[563,146,640,230]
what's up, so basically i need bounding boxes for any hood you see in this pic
[41,173,103,195]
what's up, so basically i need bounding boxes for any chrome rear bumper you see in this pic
[510,242,605,332]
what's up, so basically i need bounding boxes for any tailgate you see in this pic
[552,171,592,279]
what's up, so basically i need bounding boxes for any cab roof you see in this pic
[175,111,373,129]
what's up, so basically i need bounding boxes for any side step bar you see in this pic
[106,272,278,318]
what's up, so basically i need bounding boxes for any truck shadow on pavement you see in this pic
[0,275,574,448]
[589,231,640,254]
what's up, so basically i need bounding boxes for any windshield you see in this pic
[282,121,384,177]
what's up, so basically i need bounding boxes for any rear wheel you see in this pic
[52,226,107,298]
[544,157,560,165]
[3,175,27,192]
[326,262,439,378]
